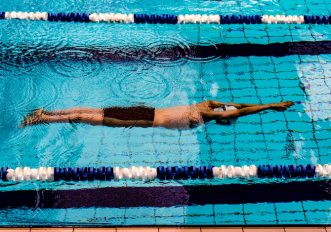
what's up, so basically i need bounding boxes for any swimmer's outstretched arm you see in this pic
[202,101,294,120]
[205,100,262,109]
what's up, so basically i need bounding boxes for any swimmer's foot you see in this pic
[19,109,45,128]
[271,101,294,111]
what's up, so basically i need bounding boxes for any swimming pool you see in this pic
[0,0,330,226]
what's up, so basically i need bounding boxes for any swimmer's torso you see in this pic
[153,104,205,129]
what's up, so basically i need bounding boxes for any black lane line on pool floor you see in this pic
[0,180,330,208]
[1,41,331,63]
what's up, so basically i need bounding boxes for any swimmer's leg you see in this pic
[37,114,153,128]
[44,107,103,115]
[21,112,104,127]
[103,117,153,128]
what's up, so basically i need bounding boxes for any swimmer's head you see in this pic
[214,105,237,125]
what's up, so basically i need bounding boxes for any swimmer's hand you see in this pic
[271,101,294,111]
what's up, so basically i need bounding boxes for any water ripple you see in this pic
[5,109,28,147]
[0,44,42,75]
[187,41,221,63]
[4,76,36,111]
[48,49,102,78]
[143,36,191,67]
[111,66,172,103]
[1,39,224,71]
[0,21,67,75]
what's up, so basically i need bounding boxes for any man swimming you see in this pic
[21,100,294,129]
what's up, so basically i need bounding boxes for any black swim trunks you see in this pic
[103,106,155,121]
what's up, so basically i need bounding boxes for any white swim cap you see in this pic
[214,105,237,125]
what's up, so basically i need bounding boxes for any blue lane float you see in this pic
[47,12,89,22]
[134,14,177,24]
[1,11,331,24]
[0,164,330,182]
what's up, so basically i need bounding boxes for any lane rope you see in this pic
[1,12,331,24]
[0,164,330,182]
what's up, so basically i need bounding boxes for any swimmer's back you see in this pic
[153,105,203,129]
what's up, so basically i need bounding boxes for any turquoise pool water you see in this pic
[0,0,330,226]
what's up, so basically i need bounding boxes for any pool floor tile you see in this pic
[31,229,73,232]
[159,228,200,232]
[244,228,284,232]
[117,228,158,232]
[74,229,116,232]
[0,229,30,232]
[201,227,243,232]
[285,228,327,232]
[0,228,330,231]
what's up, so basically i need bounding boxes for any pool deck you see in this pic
[0,227,329,232]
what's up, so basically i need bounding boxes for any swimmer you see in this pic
[20,100,294,129]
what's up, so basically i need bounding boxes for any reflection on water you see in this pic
[298,57,331,121]
[0,180,330,208]
[2,41,331,75]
